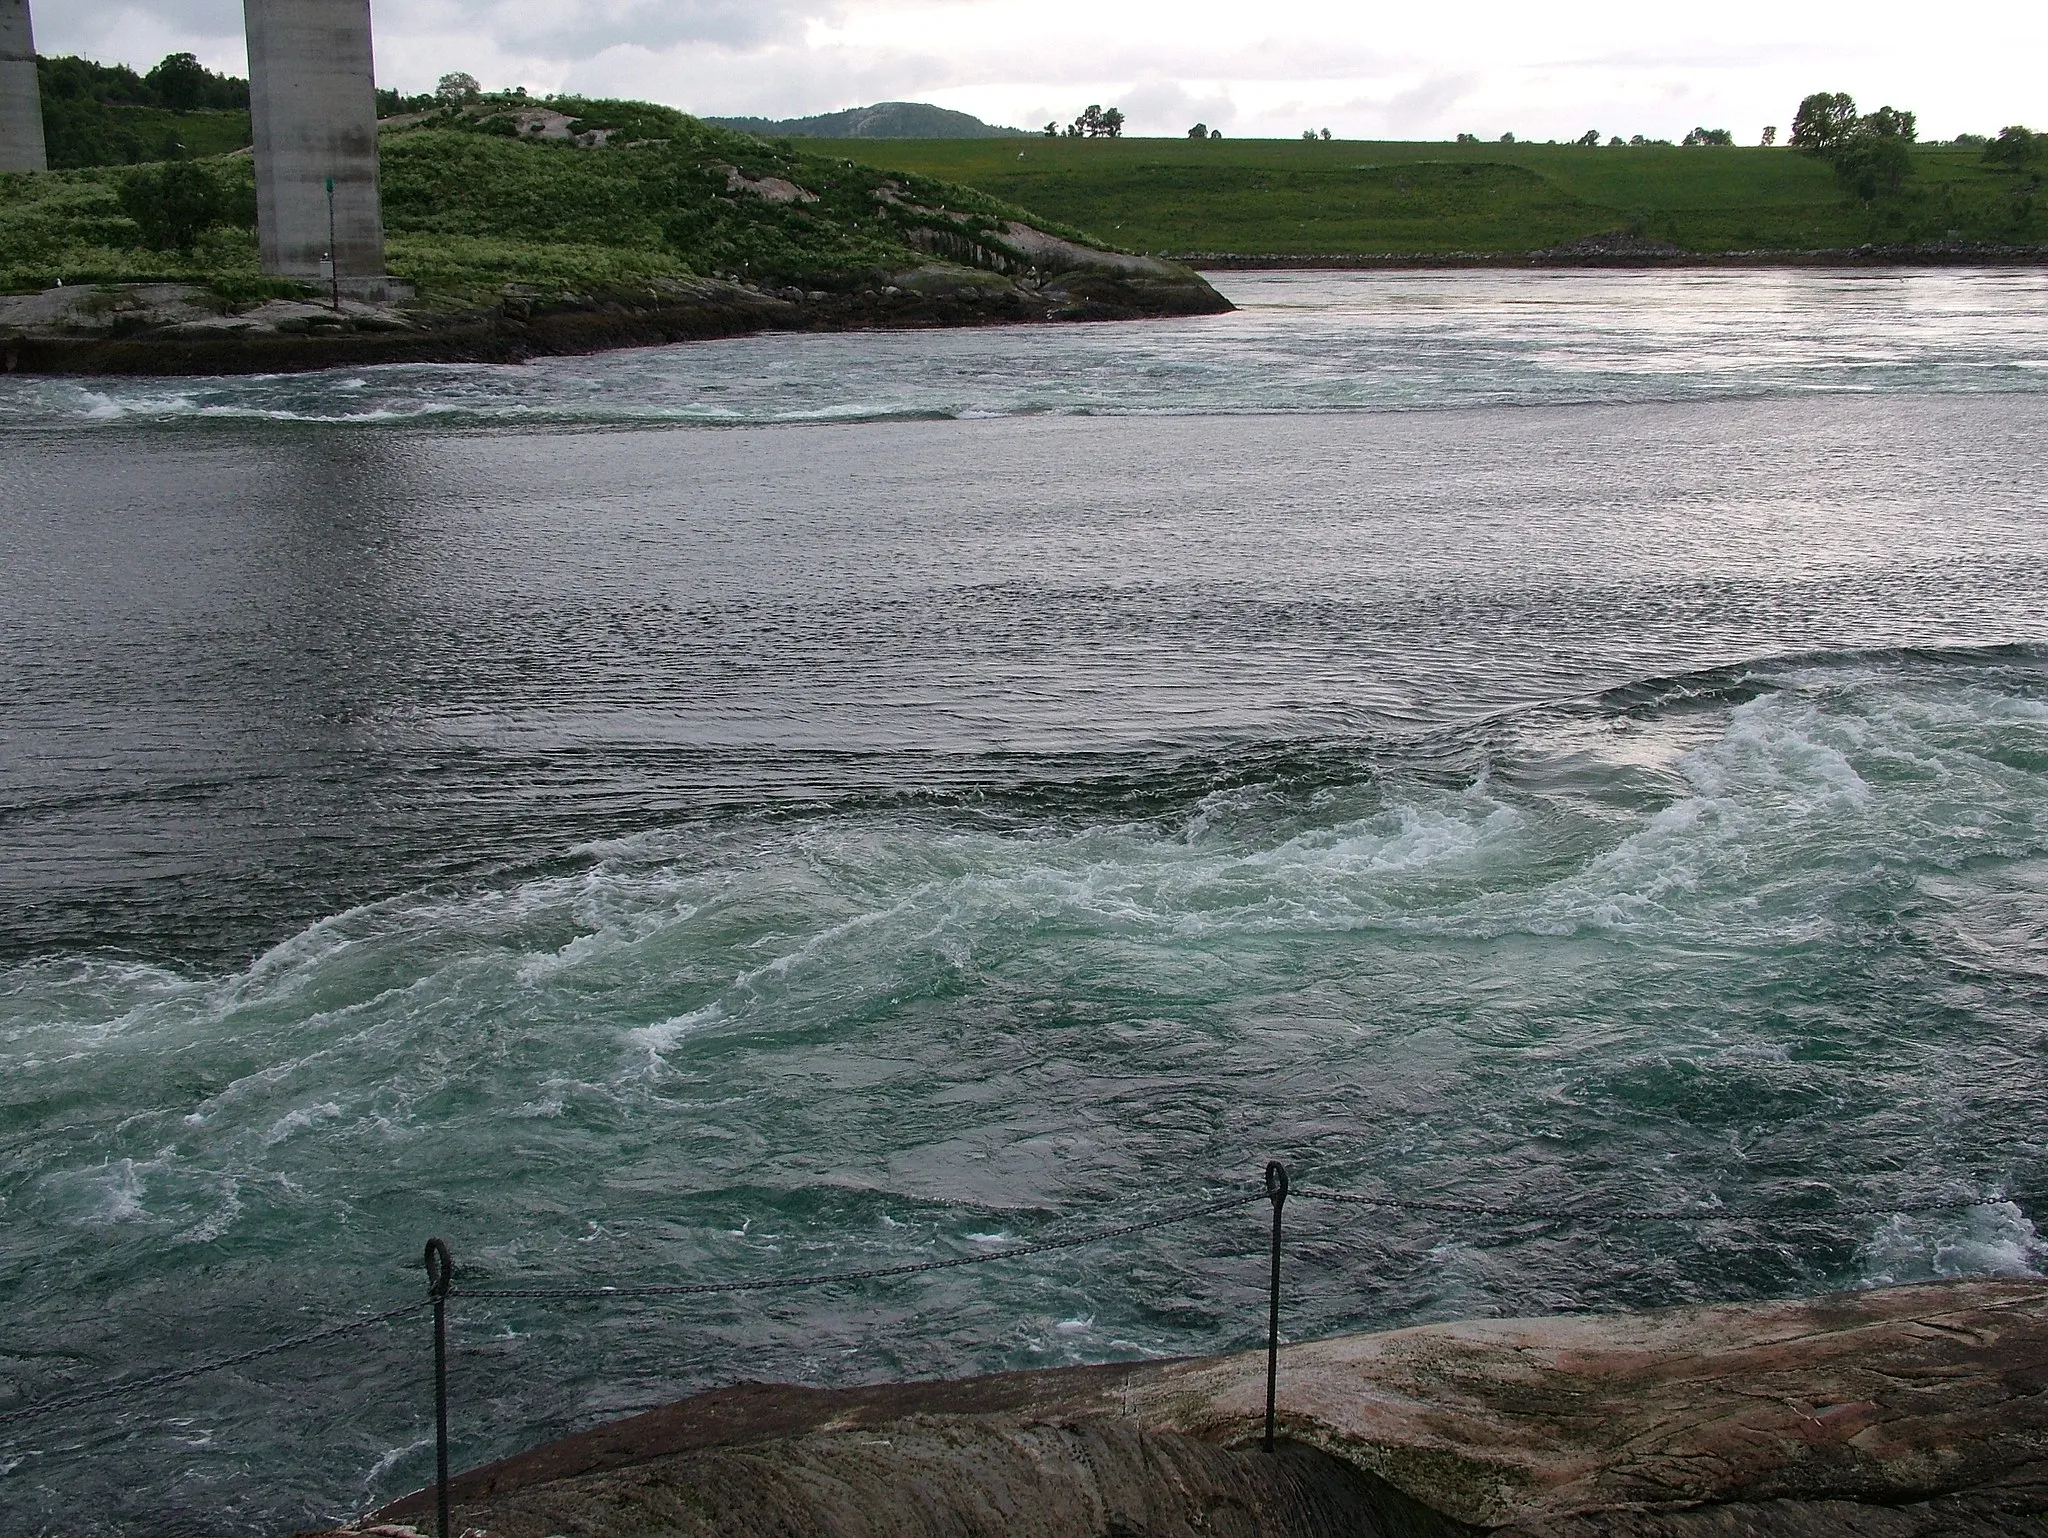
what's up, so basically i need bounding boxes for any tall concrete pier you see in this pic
[0,0,47,173]
[245,0,386,283]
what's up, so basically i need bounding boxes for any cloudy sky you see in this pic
[35,0,2048,142]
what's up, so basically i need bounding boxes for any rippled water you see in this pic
[4,271,2048,1535]
[5,268,2047,428]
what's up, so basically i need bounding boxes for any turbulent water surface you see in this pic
[3,270,2047,1535]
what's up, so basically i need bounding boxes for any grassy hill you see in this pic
[705,102,1026,140]
[36,53,253,169]
[0,98,1106,296]
[810,136,2047,255]
[11,96,2040,302]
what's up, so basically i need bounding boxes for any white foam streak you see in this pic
[7,270,2048,432]
[1859,1201,2047,1286]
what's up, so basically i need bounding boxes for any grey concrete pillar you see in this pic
[245,0,385,280]
[0,0,48,174]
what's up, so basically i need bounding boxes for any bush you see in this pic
[1832,107,1916,198]
[117,161,233,250]
[1985,126,2038,170]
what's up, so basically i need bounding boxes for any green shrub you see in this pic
[118,161,228,250]
[1984,126,2038,170]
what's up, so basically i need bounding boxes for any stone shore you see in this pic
[310,1279,2048,1538]
[0,243,1230,377]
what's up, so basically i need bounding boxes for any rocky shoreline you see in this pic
[313,1279,2048,1538]
[0,246,1231,378]
[11,240,2037,377]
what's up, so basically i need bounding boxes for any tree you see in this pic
[1499,131,1516,143]
[1831,106,1917,198]
[1791,91,1858,152]
[1608,135,1624,147]
[1302,128,1317,140]
[1187,122,1209,139]
[1043,121,1059,137]
[119,161,227,251]
[1682,127,1734,146]
[1576,129,1600,147]
[144,52,210,111]
[1984,125,2039,169]
[1455,132,1478,144]
[435,71,481,104]
[1761,125,1777,147]
[137,51,248,111]
[1209,128,1221,140]
[1065,105,1122,137]
[1788,92,1918,197]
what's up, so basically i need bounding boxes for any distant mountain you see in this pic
[705,102,1028,140]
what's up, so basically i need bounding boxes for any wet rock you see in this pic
[0,247,1229,376]
[314,1281,2048,1538]
[1129,1279,2048,1525]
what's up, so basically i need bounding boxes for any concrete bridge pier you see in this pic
[0,0,48,173]
[245,0,401,297]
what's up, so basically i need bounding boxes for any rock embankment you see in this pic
[0,239,1228,378]
[318,1279,2048,1538]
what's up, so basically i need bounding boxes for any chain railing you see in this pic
[0,1165,2014,1538]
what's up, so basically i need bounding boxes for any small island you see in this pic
[0,93,1230,376]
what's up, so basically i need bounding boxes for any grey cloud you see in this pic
[34,0,247,66]
[1372,72,1479,133]
[38,0,839,66]
[55,0,245,31]
[583,39,960,118]
[1118,75,1237,134]
[436,0,838,59]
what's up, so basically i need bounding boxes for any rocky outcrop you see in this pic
[1136,1279,2048,1529]
[319,1281,2048,1538]
[0,241,1230,377]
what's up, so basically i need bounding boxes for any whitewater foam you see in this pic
[7,269,2047,431]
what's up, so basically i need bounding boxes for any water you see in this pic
[3,269,2047,1535]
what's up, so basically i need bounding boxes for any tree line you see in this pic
[1046,105,1125,138]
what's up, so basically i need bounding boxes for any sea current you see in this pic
[2,269,2047,1534]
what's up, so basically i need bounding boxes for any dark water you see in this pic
[2,271,2047,1535]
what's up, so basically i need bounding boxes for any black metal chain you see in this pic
[1294,1185,1998,1223]
[455,1189,1268,1302]
[0,1301,428,1432]
[0,1175,2011,1438]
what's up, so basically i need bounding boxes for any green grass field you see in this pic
[801,136,2046,255]
[0,101,1091,296]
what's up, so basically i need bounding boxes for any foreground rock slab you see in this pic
[324,1281,2048,1537]
[0,238,1230,377]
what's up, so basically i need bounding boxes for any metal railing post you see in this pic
[1263,1160,1288,1452]
[424,1238,453,1538]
